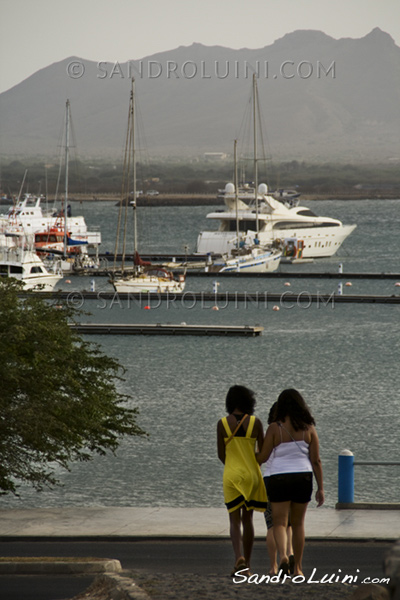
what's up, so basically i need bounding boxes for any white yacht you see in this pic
[0,245,63,291]
[0,195,99,240]
[197,183,356,260]
[0,194,101,270]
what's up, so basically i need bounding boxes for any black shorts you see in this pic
[263,477,293,529]
[267,472,313,504]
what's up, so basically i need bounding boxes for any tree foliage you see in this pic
[0,279,146,495]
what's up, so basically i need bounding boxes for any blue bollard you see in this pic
[338,450,354,503]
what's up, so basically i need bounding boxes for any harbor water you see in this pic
[2,198,400,509]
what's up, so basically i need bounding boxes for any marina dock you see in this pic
[87,252,400,279]
[70,323,264,336]
[36,290,400,304]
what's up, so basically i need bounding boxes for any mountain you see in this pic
[1,28,400,161]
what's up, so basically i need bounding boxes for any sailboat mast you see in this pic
[253,74,259,240]
[17,170,28,202]
[131,78,137,256]
[64,99,70,256]
[234,139,239,250]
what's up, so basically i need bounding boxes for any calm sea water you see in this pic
[3,198,400,509]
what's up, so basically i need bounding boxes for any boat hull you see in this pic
[197,224,356,259]
[0,248,62,291]
[20,274,63,291]
[211,249,281,273]
[112,275,185,294]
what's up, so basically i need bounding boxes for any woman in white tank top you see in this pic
[257,389,324,578]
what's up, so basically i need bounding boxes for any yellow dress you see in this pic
[222,415,268,513]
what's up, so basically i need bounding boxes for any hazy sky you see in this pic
[1,0,399,94]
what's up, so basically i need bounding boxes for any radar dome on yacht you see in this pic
[225,183,235,193]
[258,183,268,194]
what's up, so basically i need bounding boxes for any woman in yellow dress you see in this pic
[217,385,268,575]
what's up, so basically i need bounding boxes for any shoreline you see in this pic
[2,191,399,207]
[30,191,400,205]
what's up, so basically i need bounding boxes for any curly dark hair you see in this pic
[275,389,315,431]
[225,385,256,415]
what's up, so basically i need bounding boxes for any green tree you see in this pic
[0,279,146,495]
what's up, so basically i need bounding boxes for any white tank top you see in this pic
[270,439,312,475]
[262,454,274,478]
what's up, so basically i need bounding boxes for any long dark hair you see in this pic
[268,401,278,424]
[275,389,315,431]
[226,385,256,415]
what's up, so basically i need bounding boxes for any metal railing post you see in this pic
[338,449,354,503]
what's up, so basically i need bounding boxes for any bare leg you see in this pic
[290,502,308,575]
[228,508,243,563]
[286,525,293,556]
[271,501,290,568]
[266,528,278,574]
[241,508,254,568]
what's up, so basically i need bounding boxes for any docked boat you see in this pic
[208,243,282,273]
[0,111,101,271]
[0,194,101,249]
[207,135,282,273]
[111,79,186,294]
[197,182,356,260]
[114,254,186,293]
[0,243,62,291]
[34,226,87,253]
[207,78,282,273]
[197,76,356,261]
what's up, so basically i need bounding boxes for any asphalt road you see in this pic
[0,539,393,600]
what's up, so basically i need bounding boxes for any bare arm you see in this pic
[255,417,265,453]
[217,420,226,464]
[256,423,277,464]
[309,426,324,507]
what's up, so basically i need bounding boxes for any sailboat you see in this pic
[197,75,356,260]
[208,77,282,273]
[111,79,186,294]
[50,100,101,272]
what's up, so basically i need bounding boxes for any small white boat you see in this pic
[0,245,62,291]
[209,244,281,273]
[113,262,186,293]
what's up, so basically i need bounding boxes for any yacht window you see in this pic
[273,221,339,230]
[10,266,23,274]
[228,220,257,232]
[273,221,313,229]
[297,209,317,217]
[30,266,44,273]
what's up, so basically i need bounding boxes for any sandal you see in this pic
[231,556,247,577]
[279,560,290,577]
[289,554,295,574]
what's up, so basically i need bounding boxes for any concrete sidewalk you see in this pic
[0,506,399,540]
